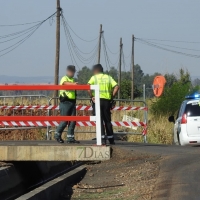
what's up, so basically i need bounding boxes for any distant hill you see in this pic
[0,75,54,84]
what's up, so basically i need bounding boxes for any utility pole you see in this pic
[131,34,134,100]
[118,37,123,99]
[54,0,61,102]
[97,24,103,64]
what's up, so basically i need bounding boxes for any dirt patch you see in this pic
[61,147,160,200]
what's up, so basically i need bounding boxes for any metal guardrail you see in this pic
[0,95,148,143]
[0,95,50,137]
[48,97,148,143]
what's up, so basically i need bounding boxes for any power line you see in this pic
[63,16,98,43]
[61,14,98,66]
[135,38,200,58]
[102,34,119,66]
[0,21,42,27]
[104,41,119,55]
[0,11,57,58]
[137,38,200,51]
[61,15,99,56]
[138,38,200,44]
[0,26,40,44]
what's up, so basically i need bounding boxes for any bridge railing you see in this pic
[47,98,148,143]
[0,85,102,145]
[0,91,148,143]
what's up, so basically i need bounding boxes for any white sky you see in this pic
[0,0,200,77]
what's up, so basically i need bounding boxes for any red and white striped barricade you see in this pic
[0,105,148,111]
[0,85,102,145]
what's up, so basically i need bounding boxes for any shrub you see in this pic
[151,82,191,115]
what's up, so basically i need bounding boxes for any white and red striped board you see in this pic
[0,121,146,127]
[0,105,147,111]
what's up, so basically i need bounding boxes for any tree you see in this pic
[106,67,118,81]
[77,66,92,84]
[120,80,142,99]
[134,64,144,87]
[179,68,191,84]
[193,78,200,87]
[151,69,192,115]
[164,73,177,88]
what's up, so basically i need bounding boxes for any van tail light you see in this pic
[181,114,187,124]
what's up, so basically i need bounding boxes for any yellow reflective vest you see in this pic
[59,76,76,99]
[88,73,117,100]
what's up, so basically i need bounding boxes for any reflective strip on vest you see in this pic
[93,74,113,99]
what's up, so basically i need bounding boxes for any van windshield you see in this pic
[185,103,200,117]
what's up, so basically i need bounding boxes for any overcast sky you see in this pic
[0,0,200,77]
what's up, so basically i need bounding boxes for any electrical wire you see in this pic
[63,20,98,64]
[102,34,119,67]
[0,11,57,58]
[0,21,42,27]
[135,38,200,58]
[63,17,98,42]
[61,14,98,66]
[61,15,99,56]
[0,26,41,44]
[104,41,119,55]
[137,38,200,52]
[138,38,200,44]
[0,24,42,39]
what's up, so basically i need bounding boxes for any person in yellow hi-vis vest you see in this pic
[88,64,119,145]
[55,65,80,144]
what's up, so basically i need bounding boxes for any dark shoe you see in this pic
[101,139,107,145]
[109,140,115,145]
[110,142,115,145]
[56,137,64,143]
[67,139,80,144]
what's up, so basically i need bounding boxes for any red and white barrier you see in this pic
[0,85,148,140]
[0,120,146,127]
[0,85,102,145]
[0,105,148,111]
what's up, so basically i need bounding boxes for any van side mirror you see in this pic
[168,116,175,123]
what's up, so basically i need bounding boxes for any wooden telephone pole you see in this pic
[118,38,123,99]
[131,34,134,100]
[97,24,103,64]
[54,0,61,101]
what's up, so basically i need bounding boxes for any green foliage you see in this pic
[151,82,191,115]
[164,73,177,87]
[151,68,192,115]
[120,80,142,99]
[105,67,118,81]
[77,66,93,84]
[134,64,144,87]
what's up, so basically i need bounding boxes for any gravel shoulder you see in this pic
[61,146,160,200]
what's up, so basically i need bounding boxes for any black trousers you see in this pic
[92,99,114,142]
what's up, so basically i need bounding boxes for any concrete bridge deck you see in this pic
[0,141,110,161]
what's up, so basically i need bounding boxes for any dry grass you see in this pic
[127,114,173,145]
[0,97,174,144]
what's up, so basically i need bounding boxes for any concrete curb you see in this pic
[16,165,86,200]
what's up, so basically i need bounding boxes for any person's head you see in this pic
[66,65,76,77]
[92,64,103,75]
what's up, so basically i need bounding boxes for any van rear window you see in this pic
[185,103,200,117]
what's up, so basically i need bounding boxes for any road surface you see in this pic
[117,141,200,200]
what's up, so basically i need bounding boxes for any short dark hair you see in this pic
[92,64,103,72]
[67,65,76,72]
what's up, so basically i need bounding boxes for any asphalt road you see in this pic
[117,141,200,200]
